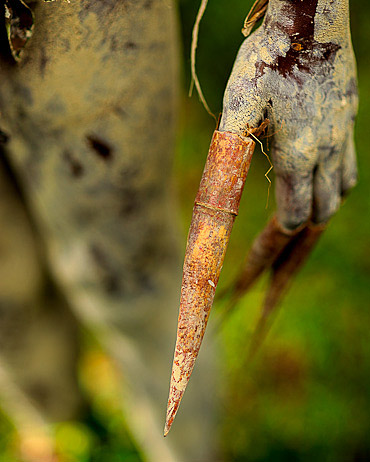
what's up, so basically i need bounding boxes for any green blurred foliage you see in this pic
[176,0,370,461]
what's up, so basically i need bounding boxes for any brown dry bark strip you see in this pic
[248,221,326,358]
[242,0,269,37]
[164,130,255,436]
[214,215,301,329]
[229,216,301,295]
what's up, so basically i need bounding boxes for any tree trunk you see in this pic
[0,1,216,460]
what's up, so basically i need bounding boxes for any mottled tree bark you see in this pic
[221,0,357,229]
[0,1,215,461]
[0,153,84,419]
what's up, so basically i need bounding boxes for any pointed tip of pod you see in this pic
[163,424,170,438]
[164,386,185,436]
[164,129,256,435]
[163,414,175,437]
[163,410,174,437]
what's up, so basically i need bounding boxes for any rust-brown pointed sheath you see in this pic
[164,130,255,436]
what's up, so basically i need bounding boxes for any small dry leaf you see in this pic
[242,0,269,37]
[4,0,34,61]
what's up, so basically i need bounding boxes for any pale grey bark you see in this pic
[0,1,216,460]
[220,0,358,229]
[0,156,84,423]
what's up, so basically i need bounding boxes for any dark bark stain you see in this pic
[0,129,10,144]
[280,0,319,38]
[63,151,84,178]
[119,188,140,217]
[318,145,338,160]
[79,0,130,22]
[119,163,140,182]
[124,41,137,50]
[346,77,358,99]
[86,135,113,161]
[274,41,340,81]
[18,84,33,105]
[257,0,340,85]
[110,36,118,52]
[25,383,51,410]
[39,46,48,77]
[118,177,160,218]
[80,0,116,18]
[135,271,155,293]
[90,244,120,295]
[109,38,138,53]
[131,239,159,293]
[113,106,127,119]
[254,60,268,83]
[117,164,142,216]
